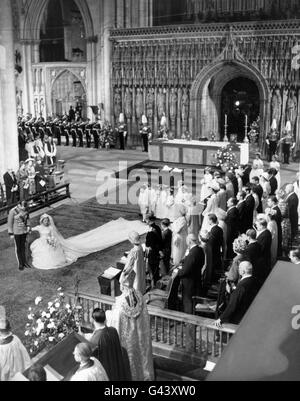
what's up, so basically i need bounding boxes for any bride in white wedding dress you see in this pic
[31,214,148,270]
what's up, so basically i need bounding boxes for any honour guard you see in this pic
[116,113,127,151]
[140,115,151,152]
[266,119,279,162]
[280,122,295,164]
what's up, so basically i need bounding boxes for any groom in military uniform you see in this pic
[7,200,31,271]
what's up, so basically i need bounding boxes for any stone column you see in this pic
[117,0,125,28]
[0,0,19,177]
[103,0,115,121]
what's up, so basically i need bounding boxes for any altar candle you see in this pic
[225,114,227,126]
[245,114,248,127]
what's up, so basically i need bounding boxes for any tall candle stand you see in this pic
[224,116,229,142]
[244,116,249,143]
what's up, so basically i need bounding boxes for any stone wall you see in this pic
[110,20,300,147]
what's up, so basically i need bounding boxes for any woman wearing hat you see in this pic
[0,306,31,381]
[250,153,264,181]
[120,231,146,295]
[260,172,271,211]
[171,205,188,267]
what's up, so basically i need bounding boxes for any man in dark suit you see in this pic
[286,184,299,241]
[237,191,247,234]
[268,169,278,196]
[267,196,282,257]
[244,229,262,280]
[204,214,224,290]
[145,215,163,285]
[3,169,19,206]
[256,217,272,285]
[174,234,205,314]
[161,218,172,275]
[225,197,240,259]
[79,308,130,381]
[241,164,251,186]
[214,261,259,326]
[244,186,255,232]
[251,176,263,213]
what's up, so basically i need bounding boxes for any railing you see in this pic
[0,182,70,225]
[66,291,237,363]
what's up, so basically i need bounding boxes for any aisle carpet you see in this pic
[0,197,142,343]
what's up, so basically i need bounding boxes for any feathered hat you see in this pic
[271,119,277,131]
[285,121,291,132]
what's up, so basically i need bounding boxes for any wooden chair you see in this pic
[192,278,227,319]
[144,273,181,311]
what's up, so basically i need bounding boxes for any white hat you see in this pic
[271,119,277,130]
[261,172,269,181]
[142,115,148,124]
[285,121,291,132]
[208,182,220,191]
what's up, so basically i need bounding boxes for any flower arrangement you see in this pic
[213,144,239,172]
[24,286,82,357]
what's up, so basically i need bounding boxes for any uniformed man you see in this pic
[140,114,151,152]
[7,200,31,271]
[266,129,279,162]
[116,113,127,151]
[280,129,295,164]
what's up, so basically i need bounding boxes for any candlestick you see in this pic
[244,114,249,143]
[224,114,228,142]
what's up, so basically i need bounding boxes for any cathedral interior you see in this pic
[0,0,300,383]
[0,0,299,174]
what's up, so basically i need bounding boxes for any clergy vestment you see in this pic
[89,326,132,381]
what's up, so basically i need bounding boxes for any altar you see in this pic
[148,139,249,166]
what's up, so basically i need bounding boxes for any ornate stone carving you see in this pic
[113,87,122,119]
[124,87,132,119]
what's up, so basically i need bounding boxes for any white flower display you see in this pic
[24,287,83,357]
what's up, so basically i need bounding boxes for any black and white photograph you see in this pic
[0,0,300,386]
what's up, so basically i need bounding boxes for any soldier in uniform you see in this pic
[140,115,151,152]
[280,130,295,164]
[92,121,101,149]
[116,113,127,151]
[85,119,92,148]
[70,123,78,147]
[7,200,31,271]
[266,129,279,162]
[77,121,85,147]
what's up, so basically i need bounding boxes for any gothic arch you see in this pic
[51,68,87,92]
[21,0,94,41]
[190,60,270,143]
